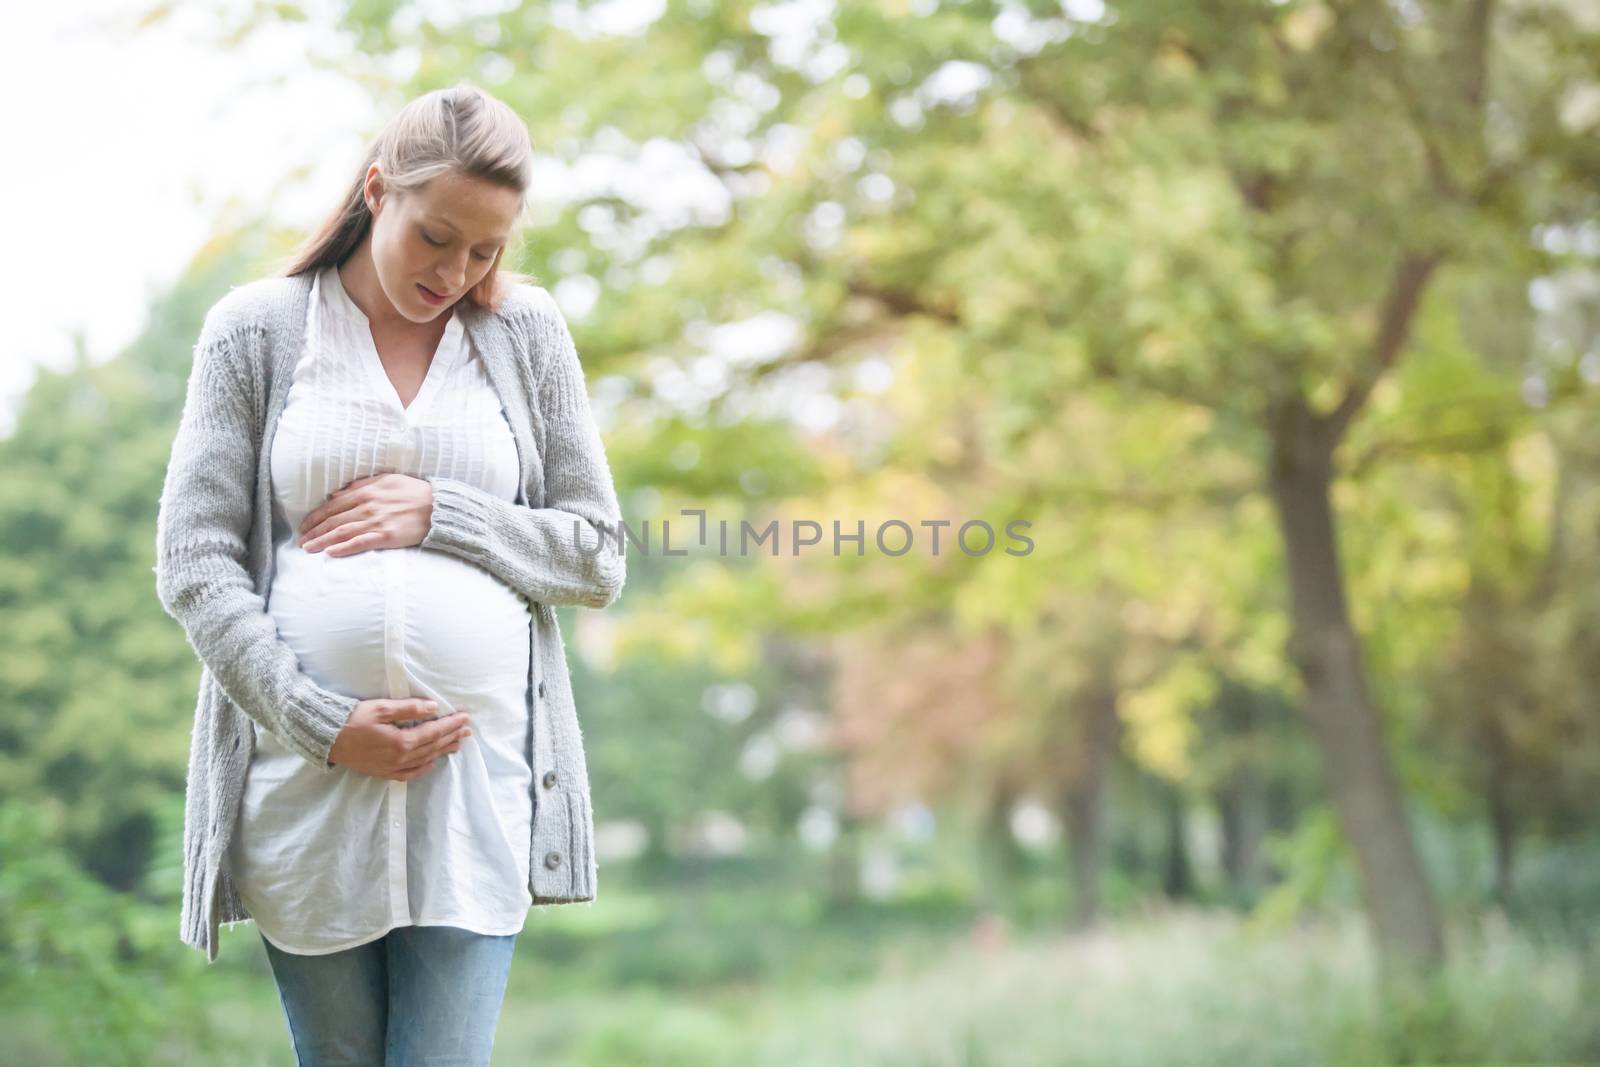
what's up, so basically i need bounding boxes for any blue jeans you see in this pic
[260,925,519,1066]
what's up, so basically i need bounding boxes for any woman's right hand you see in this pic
[327,698,472,780]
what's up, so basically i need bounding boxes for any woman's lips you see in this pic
[418,283,451,305]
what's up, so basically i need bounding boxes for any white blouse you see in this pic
[228,264,535,955]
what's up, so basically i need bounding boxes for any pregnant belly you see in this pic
[267,546,532,711]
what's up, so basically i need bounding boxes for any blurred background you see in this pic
[3,1,1599,1064]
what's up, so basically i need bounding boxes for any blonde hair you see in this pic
[277,81,540,310]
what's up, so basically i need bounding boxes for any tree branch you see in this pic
[1322,248,1443,444]
[745,276,960,384]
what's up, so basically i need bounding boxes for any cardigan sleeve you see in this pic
[418,298,626,610]
[153,328,358,771]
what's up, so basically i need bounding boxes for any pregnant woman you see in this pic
[153,83,625,1065]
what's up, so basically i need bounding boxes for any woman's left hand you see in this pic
[299,473,433,556]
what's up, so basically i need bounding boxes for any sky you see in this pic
[0,1,383,435]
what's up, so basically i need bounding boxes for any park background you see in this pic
[3,0,1599,1064]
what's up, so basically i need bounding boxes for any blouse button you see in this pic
[543,850,563,870]
[542,770,558,789]
[537,679,547,700]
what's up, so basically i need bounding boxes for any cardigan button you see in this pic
[543,850,562,870]
[542,770,558,789]
[537,679,546,699]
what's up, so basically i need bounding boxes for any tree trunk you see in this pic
[825,811,862,906]
[1215,689,1268,899]
[1484,715,1518,912]
[1059,675,1120,929]
[1268,402,1447,974]
[1061,779,1104,929]
[1217,769,1268,899]
[1161,778,1194,900]
[979,777,1028,910]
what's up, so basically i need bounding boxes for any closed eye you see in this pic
[421,229,495,260]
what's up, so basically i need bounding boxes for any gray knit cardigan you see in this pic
[153,270,626,963]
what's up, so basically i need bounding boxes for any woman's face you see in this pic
[364,166,521,322]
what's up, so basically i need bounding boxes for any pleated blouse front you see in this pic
[227,264,535,955]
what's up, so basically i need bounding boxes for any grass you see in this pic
[140,897,1598,1067]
